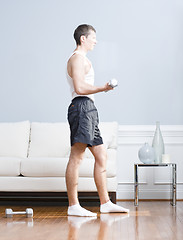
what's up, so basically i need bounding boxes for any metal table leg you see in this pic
[134,163,176,206]
[171,164,176,206]
[134,164,139,206]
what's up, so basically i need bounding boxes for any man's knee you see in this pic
[95,154,107,169]
[69,154,83,165]
[96,151,107,162]
[69,144,86,165]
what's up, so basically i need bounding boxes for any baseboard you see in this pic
[0,191,116,204]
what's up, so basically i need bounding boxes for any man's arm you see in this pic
[70,55,113,95]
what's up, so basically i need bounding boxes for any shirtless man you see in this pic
[66,24,129,217]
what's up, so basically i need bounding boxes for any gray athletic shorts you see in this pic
[67,96,103,147]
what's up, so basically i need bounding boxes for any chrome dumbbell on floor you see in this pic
[5,208,33,218]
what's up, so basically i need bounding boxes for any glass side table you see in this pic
[134,163,177,206]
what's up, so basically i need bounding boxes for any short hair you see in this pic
[73,24,96,45]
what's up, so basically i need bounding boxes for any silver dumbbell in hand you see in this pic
[105,78,118,92]
[5,208,33,218]
[108,78,118,88]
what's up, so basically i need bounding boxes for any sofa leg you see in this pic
[109,192,116,204]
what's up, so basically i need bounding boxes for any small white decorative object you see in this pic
[162,154,171,163]
[138,142,155,164]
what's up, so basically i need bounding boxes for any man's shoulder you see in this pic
[68,54,85,66]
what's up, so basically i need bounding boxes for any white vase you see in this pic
[152,121,165,163]
[138,142,155,164]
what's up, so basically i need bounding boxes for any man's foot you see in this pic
[100,200,129,213]
[68,203,97,217]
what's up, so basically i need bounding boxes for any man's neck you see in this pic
[74,46,88,56]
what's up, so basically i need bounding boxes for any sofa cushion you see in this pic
[0,157,21,176]
[21,157,67,177]
[0,121,30,158]
[21,157,116,178]
[28,122,70,158]
[99,122,118,149]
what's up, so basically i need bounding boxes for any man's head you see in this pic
[74,24,96,46]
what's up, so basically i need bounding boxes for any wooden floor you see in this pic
[0,201,183,240]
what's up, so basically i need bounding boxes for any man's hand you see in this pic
[104,83,114,92]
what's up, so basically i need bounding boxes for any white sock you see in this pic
[68,216,97,229]
[68,203,97,217]
[100,201,130,213]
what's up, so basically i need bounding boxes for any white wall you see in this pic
[0,0,183,124]
[117,125,183,200]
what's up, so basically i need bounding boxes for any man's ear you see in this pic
[80,35,86,44]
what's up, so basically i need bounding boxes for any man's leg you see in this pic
[66,142,87,206]
[66,142,97,217]
[88,144,109,204]
[89,144,129,213]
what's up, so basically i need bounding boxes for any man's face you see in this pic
[85,30,97,50]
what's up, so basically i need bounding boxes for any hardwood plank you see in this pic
[0,201,183,240]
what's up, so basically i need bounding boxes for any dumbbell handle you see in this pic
[11,211,27,215]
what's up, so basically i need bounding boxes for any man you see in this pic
[66,24,129,217]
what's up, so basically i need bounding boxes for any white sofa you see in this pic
[0,121,118,202]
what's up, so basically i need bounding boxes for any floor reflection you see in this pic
[67,213,129,240]
[6,218,34,228]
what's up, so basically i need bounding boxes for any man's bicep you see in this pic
[71,58,85,91]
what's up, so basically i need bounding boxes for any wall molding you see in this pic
[118,125,183,136]
[118,142,183,146]
[118,182,147,185]
[118,125,183,145]
[154,182,183,185]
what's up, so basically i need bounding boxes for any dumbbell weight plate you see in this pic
[5,208,13,218]
[26,208,33,218]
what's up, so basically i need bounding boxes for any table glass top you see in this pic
[134,163,176,167]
